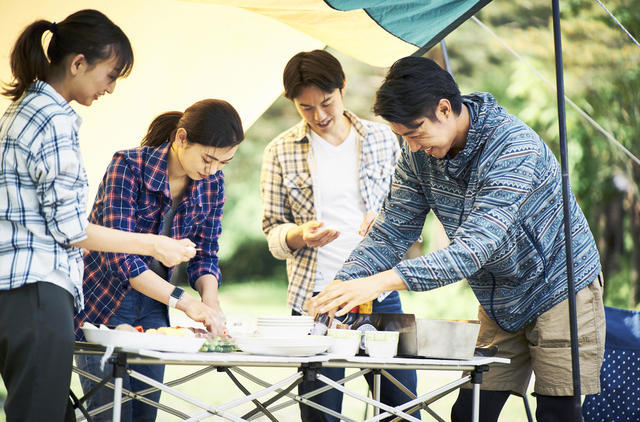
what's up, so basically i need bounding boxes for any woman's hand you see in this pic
[177,295,226,336]
[152,236,196,267]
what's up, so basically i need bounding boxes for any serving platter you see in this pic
[235,335,332,357]
[81,323,205,353]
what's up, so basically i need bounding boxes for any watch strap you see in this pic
[169,286,185,308]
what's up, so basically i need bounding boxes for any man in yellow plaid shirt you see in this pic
[260,49,419,421]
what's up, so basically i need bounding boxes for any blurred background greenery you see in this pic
[2,0,639,419]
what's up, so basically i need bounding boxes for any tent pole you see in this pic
[551,0,583,419]
[440,40,453,76]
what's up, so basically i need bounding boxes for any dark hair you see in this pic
[283,50,345,100]
[141,99,244,149]
[2,9,133,101]
[374,57,462,127]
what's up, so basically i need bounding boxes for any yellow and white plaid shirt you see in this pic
[260,110,400,313]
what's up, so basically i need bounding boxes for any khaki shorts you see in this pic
[471,275,605,396]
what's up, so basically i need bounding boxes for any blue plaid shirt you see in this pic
[0,81,89,309]
[74,142,225,331]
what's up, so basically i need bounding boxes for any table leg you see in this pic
[373,369,381,417]
[111,353,128,422]
[470,364,489,422]
[472,382,479,422]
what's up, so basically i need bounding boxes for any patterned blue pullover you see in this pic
[336,92,601,332]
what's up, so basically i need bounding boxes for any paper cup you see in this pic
[364,331,399,358]
[327,329,362,356]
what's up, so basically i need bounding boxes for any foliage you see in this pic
[219,238,286,283]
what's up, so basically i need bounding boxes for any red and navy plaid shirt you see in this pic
[74,142,224,332]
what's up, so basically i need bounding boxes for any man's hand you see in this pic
[152,236,196,267]
[358,211,378,236]
[286,221,340,249]
[310,270,408,317]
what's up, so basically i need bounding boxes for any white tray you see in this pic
[81,323,205,353]
[235,335,332,357]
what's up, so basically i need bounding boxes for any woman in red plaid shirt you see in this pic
[74,99,244,421]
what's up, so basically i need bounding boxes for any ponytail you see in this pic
[141,111,182,147]
[141,99,244,150]
[3,9,133,101]
[4,21,51,101]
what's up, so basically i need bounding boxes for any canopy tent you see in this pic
[0,0,586,416]
[0,0,491,194]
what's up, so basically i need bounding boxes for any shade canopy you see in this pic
[0,0,490,196]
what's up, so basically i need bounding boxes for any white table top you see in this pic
[116,348,509,369]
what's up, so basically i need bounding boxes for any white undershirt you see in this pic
[308,127,366,292]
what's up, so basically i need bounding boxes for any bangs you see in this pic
[106,42,134,78]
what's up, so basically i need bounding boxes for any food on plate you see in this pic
[146,326,196,337]
[115,323,143,332]
[200,336,237,353]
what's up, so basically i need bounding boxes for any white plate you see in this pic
[81,323,205,353]
[257,316,313,322]
[235,335,331,357]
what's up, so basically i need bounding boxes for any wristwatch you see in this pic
[168,286,185,308]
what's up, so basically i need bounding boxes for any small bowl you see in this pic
[364,331,399,358]
[327,329,362,356]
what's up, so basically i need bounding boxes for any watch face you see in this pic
[171,287,185,300]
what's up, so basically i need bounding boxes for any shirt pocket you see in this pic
[135,195,163,233]
[283,173,314,220]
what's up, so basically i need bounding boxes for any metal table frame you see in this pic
[72,343,509,422]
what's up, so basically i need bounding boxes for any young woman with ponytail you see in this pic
[74,99,245,421]
[0,10,197,422]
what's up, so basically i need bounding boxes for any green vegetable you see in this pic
[199,338,237,353]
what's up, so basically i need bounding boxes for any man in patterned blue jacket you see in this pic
[311,56,605,421]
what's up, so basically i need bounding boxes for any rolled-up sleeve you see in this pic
[260,142,297,260]
[187,173,224,287]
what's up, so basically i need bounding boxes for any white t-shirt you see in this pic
[308,127,367,292]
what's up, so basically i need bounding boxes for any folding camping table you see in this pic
[72,342,509,422]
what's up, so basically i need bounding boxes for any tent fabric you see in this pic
[324,0,492,55]
[191,0,492,67]
[582,306,640,421]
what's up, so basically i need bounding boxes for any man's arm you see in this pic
[335,142,431,281]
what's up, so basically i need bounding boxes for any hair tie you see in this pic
[50,22,57,34]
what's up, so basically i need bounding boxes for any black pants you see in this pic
[0,282,76,422]
[451,389,580,421]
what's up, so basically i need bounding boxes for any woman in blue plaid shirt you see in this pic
[0,10,197,422]
[74,99,244,421]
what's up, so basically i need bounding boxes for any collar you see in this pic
[292,110,368,143]
[30,81,82,131]
[142,142,205,207]
[442,93,494,179]
[142,142,171,196]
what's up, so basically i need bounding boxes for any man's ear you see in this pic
[340,79,347,96]
[437,98,453,119]
[68,54,86,76]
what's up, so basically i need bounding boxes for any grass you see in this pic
[0,279,537,421]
